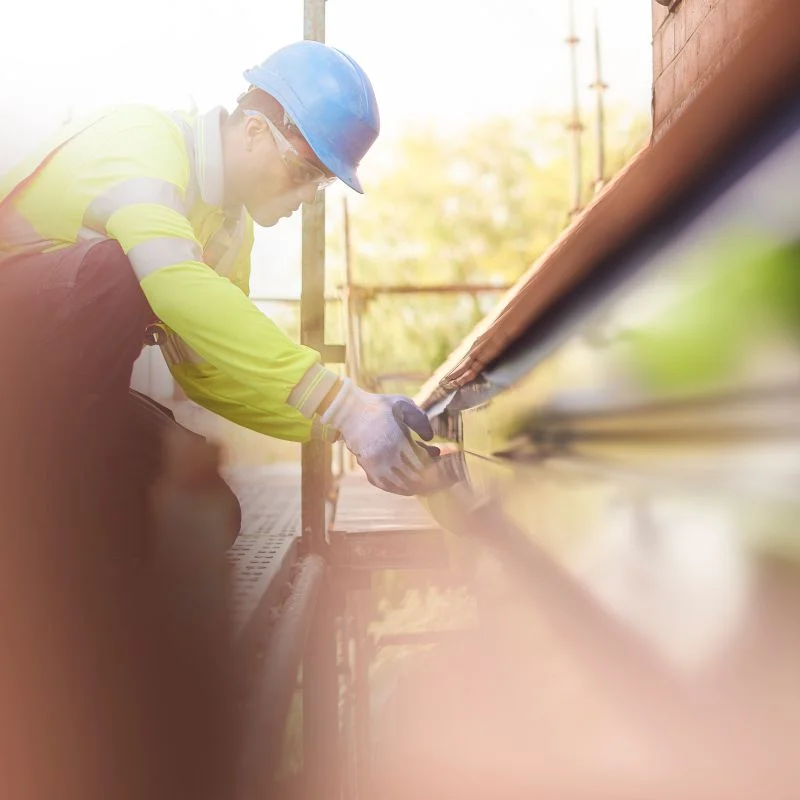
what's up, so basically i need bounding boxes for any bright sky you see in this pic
[0,0,652,294]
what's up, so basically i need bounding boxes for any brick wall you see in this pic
[652,0,781,139]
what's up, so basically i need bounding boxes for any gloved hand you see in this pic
[320,378,438,495]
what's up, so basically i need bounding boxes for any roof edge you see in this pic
[417,0,800,410]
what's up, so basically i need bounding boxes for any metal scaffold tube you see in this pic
[590,8,608,194]
[237,555,325,800]
[300,3,341,799]
[566,0,584,218]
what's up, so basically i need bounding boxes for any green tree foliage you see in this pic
[328,107,651,394]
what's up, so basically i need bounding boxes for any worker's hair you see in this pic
[229,87,286,128]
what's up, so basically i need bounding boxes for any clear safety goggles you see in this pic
[242,109,336,189]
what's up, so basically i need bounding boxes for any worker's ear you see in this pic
[242,115,267,153]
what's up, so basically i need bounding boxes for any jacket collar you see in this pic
[191,106,227,208]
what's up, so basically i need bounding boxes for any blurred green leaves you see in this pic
[326,107,651,393]
[625,233,800,393]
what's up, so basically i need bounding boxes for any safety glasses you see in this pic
[243,109,336,189]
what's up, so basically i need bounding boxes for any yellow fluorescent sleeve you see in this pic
[105,203,198,252]
[169,360,314,442]
[140,261,322,406]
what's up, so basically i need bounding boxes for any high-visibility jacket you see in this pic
[0,105,337,442]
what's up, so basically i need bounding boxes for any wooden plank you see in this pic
[331,474,448,570]
[332,474,439,535]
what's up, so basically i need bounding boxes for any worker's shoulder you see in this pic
[93,104,184,140]
[75,105,189,170]
[59,105,191,184]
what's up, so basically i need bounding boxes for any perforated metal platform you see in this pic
[223,467,448,638]
[224,465,301,641]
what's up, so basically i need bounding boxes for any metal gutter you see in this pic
[416,0,800,410]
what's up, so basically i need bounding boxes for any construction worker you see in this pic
[0,41,435,555]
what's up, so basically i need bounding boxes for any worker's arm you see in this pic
[159,220,336,441]
[131,248,338,424]
[89,111,339,429]
[79,109,436,493]
[166,355,338,442]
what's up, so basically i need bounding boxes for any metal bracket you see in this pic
[318,344,346,364]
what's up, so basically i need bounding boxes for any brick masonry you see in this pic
[651,0,781,139]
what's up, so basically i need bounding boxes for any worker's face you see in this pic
[237,112,335,227]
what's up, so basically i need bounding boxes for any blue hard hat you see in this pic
[244,41,380,193]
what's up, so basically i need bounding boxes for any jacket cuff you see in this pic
[311,416,341,443]
[287,364,341,419]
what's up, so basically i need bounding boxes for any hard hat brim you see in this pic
[243,68,365,194]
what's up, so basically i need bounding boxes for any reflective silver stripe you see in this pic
[83,178,185,233]
[288,364,341,418]
[127,236,202,279]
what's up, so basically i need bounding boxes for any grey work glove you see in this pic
[320,378,438,495]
